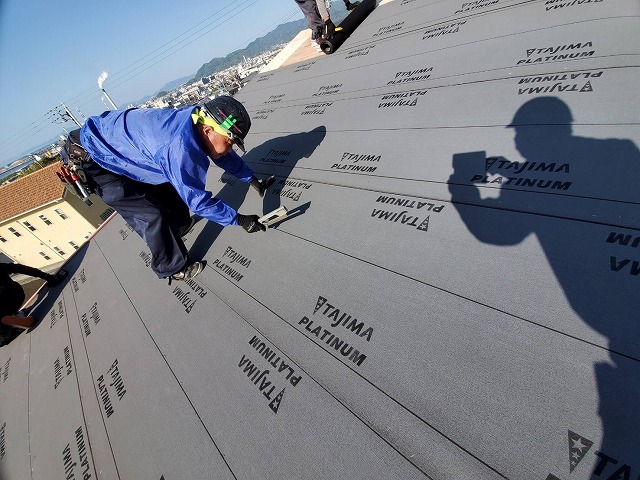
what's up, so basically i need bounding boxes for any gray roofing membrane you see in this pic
[1,1,638,479]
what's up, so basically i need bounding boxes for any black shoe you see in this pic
[250,176,275,197]
[311,26,323,43]
[170,261,203,281]
[345,1,360,11]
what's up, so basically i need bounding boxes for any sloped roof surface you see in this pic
[1,1,639,479]
[0,163,65,222]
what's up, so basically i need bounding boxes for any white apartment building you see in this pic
[0,163,114,268]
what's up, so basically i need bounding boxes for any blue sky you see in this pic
[0,0,303,166]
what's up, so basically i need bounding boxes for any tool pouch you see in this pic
[60,129,96,197]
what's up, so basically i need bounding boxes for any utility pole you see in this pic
[62,103,82,127]
[46,102,82,127]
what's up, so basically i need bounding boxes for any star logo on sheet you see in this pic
[315,296,327,314]
[568,430,593,473]
[417,216,430,232]
[269,387,285,413]
[580,81,593,93]
[485,156,499,171]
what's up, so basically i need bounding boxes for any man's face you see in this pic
[200,125,234,159]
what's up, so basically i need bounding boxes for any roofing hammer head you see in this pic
[258,206,289,228]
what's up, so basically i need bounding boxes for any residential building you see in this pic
[0,163,114,268]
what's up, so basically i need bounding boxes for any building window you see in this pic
[85,199,93,206]
[0,235,6,243]
[23,221,37,231]
[53,246,66,256]
[68,240,79,250]
[38,214,52,225]
[54,208,69,220]
[39,252,51,260]
[8,227,21,237]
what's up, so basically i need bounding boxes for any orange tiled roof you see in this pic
[0,163,66,223]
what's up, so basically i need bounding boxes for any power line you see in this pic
[74,0,267,108]
[69,0,302,110]
[63,0,256,109]
[1,0,302,160]
[0,2,253,154]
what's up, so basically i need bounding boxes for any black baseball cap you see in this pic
[203,96,251,153]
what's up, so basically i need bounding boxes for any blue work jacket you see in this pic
[80,107,254,226]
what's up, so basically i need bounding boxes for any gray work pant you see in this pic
[295,0,323,31]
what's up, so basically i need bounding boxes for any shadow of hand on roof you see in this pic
[244,126,326,216]
[189,127,327,257]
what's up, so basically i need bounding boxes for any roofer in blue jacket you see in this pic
[70,96,274,282]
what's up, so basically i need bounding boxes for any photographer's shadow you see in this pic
[448,97,640,472]
[190,126,326,256]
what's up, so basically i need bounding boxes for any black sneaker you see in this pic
[311,26,323,44]
[345,1,360,11]
[170,261,203,281]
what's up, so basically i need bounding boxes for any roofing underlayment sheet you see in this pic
[1,0,638,479]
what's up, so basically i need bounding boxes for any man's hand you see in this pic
[46,270,68,287]
[236,214,266,233]
[323,19,336,41]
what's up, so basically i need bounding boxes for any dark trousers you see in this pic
[84,162,192,278]
[295,0,323,30]
[0,282,25,317]
[0,282,25,336]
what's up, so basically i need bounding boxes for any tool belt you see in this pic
[59,129,96,201]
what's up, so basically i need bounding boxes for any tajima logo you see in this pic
[568,430,593,473]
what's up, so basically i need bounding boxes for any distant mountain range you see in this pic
[193,18,307,79]
[156,75,194,95]
[129,18,308,105]
[191,2,351,81]
[129,74,193,106]
[5,19,315,167]
[190,5,348,82]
